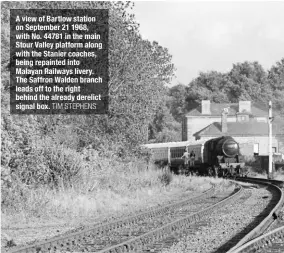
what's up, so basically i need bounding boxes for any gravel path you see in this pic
[160,185,273,253]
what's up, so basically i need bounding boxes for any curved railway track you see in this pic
[5,177,283,253]
[159,178,281,253]
[4,185,216,253]
[6,183,240,253]
[147,187,254,253]
[230,226,284,253]
[227,177,284,253]
[73,186,240,252]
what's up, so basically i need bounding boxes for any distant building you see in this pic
[182,100,284,155]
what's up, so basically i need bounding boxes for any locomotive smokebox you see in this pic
[222,139,239,157]
[215,136,240,158]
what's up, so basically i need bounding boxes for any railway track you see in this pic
[230,226,284,253]
[148,188,254,253]
[5,177,283,253]
[4,185,216,253]
[226,177,284,253]
[234,177,284,238]
[6,183,240,253]
[255,177,284,234]
[266,204,284,233]
[73,186,240,252]
[160,180,278,253]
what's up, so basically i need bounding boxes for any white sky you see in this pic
[132,1,284,86]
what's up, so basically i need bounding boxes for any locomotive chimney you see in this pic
[221,108,228,133]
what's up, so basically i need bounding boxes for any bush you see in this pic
[242,156,265,174]
[243,155,256,164]
[42,143,83,188]
[158,170,173,186]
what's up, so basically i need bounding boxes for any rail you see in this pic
[6,186,216,253]
[94,185,243,253]
[230,226,284,253]
[227,177,284,253]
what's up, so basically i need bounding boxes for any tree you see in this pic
[228,61,272,103]
[167,84,187,122]
[184,62,273,107]
[106,24,175,151]
[268,58,284,113]
[1,0,176,181]
[186,71,231,112]
[149,101,181,143]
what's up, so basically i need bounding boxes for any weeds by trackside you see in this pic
[2,150,229,229]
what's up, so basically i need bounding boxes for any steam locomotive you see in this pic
[145,136,245,177]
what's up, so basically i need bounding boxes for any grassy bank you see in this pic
[1,151,231,247]
[2,161,228,227]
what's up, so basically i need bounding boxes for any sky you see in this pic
[131,1,284,86]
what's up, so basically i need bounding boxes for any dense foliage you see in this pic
[1,1,175,191]
[167,60,284,119]
[1,1,284,202]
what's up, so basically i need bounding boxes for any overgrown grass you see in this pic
[241,155,284,180]
[1,149,231,229]
[250,169,284,180]
[274,169,284,180]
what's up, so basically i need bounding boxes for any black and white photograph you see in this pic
[1,1,284,252]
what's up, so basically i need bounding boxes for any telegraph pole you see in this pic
[268,101,273,179]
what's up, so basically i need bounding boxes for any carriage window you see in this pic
[272,147,277,153]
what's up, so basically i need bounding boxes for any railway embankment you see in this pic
[1,154,229,251]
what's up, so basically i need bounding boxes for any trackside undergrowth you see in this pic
[1,149,231,247]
